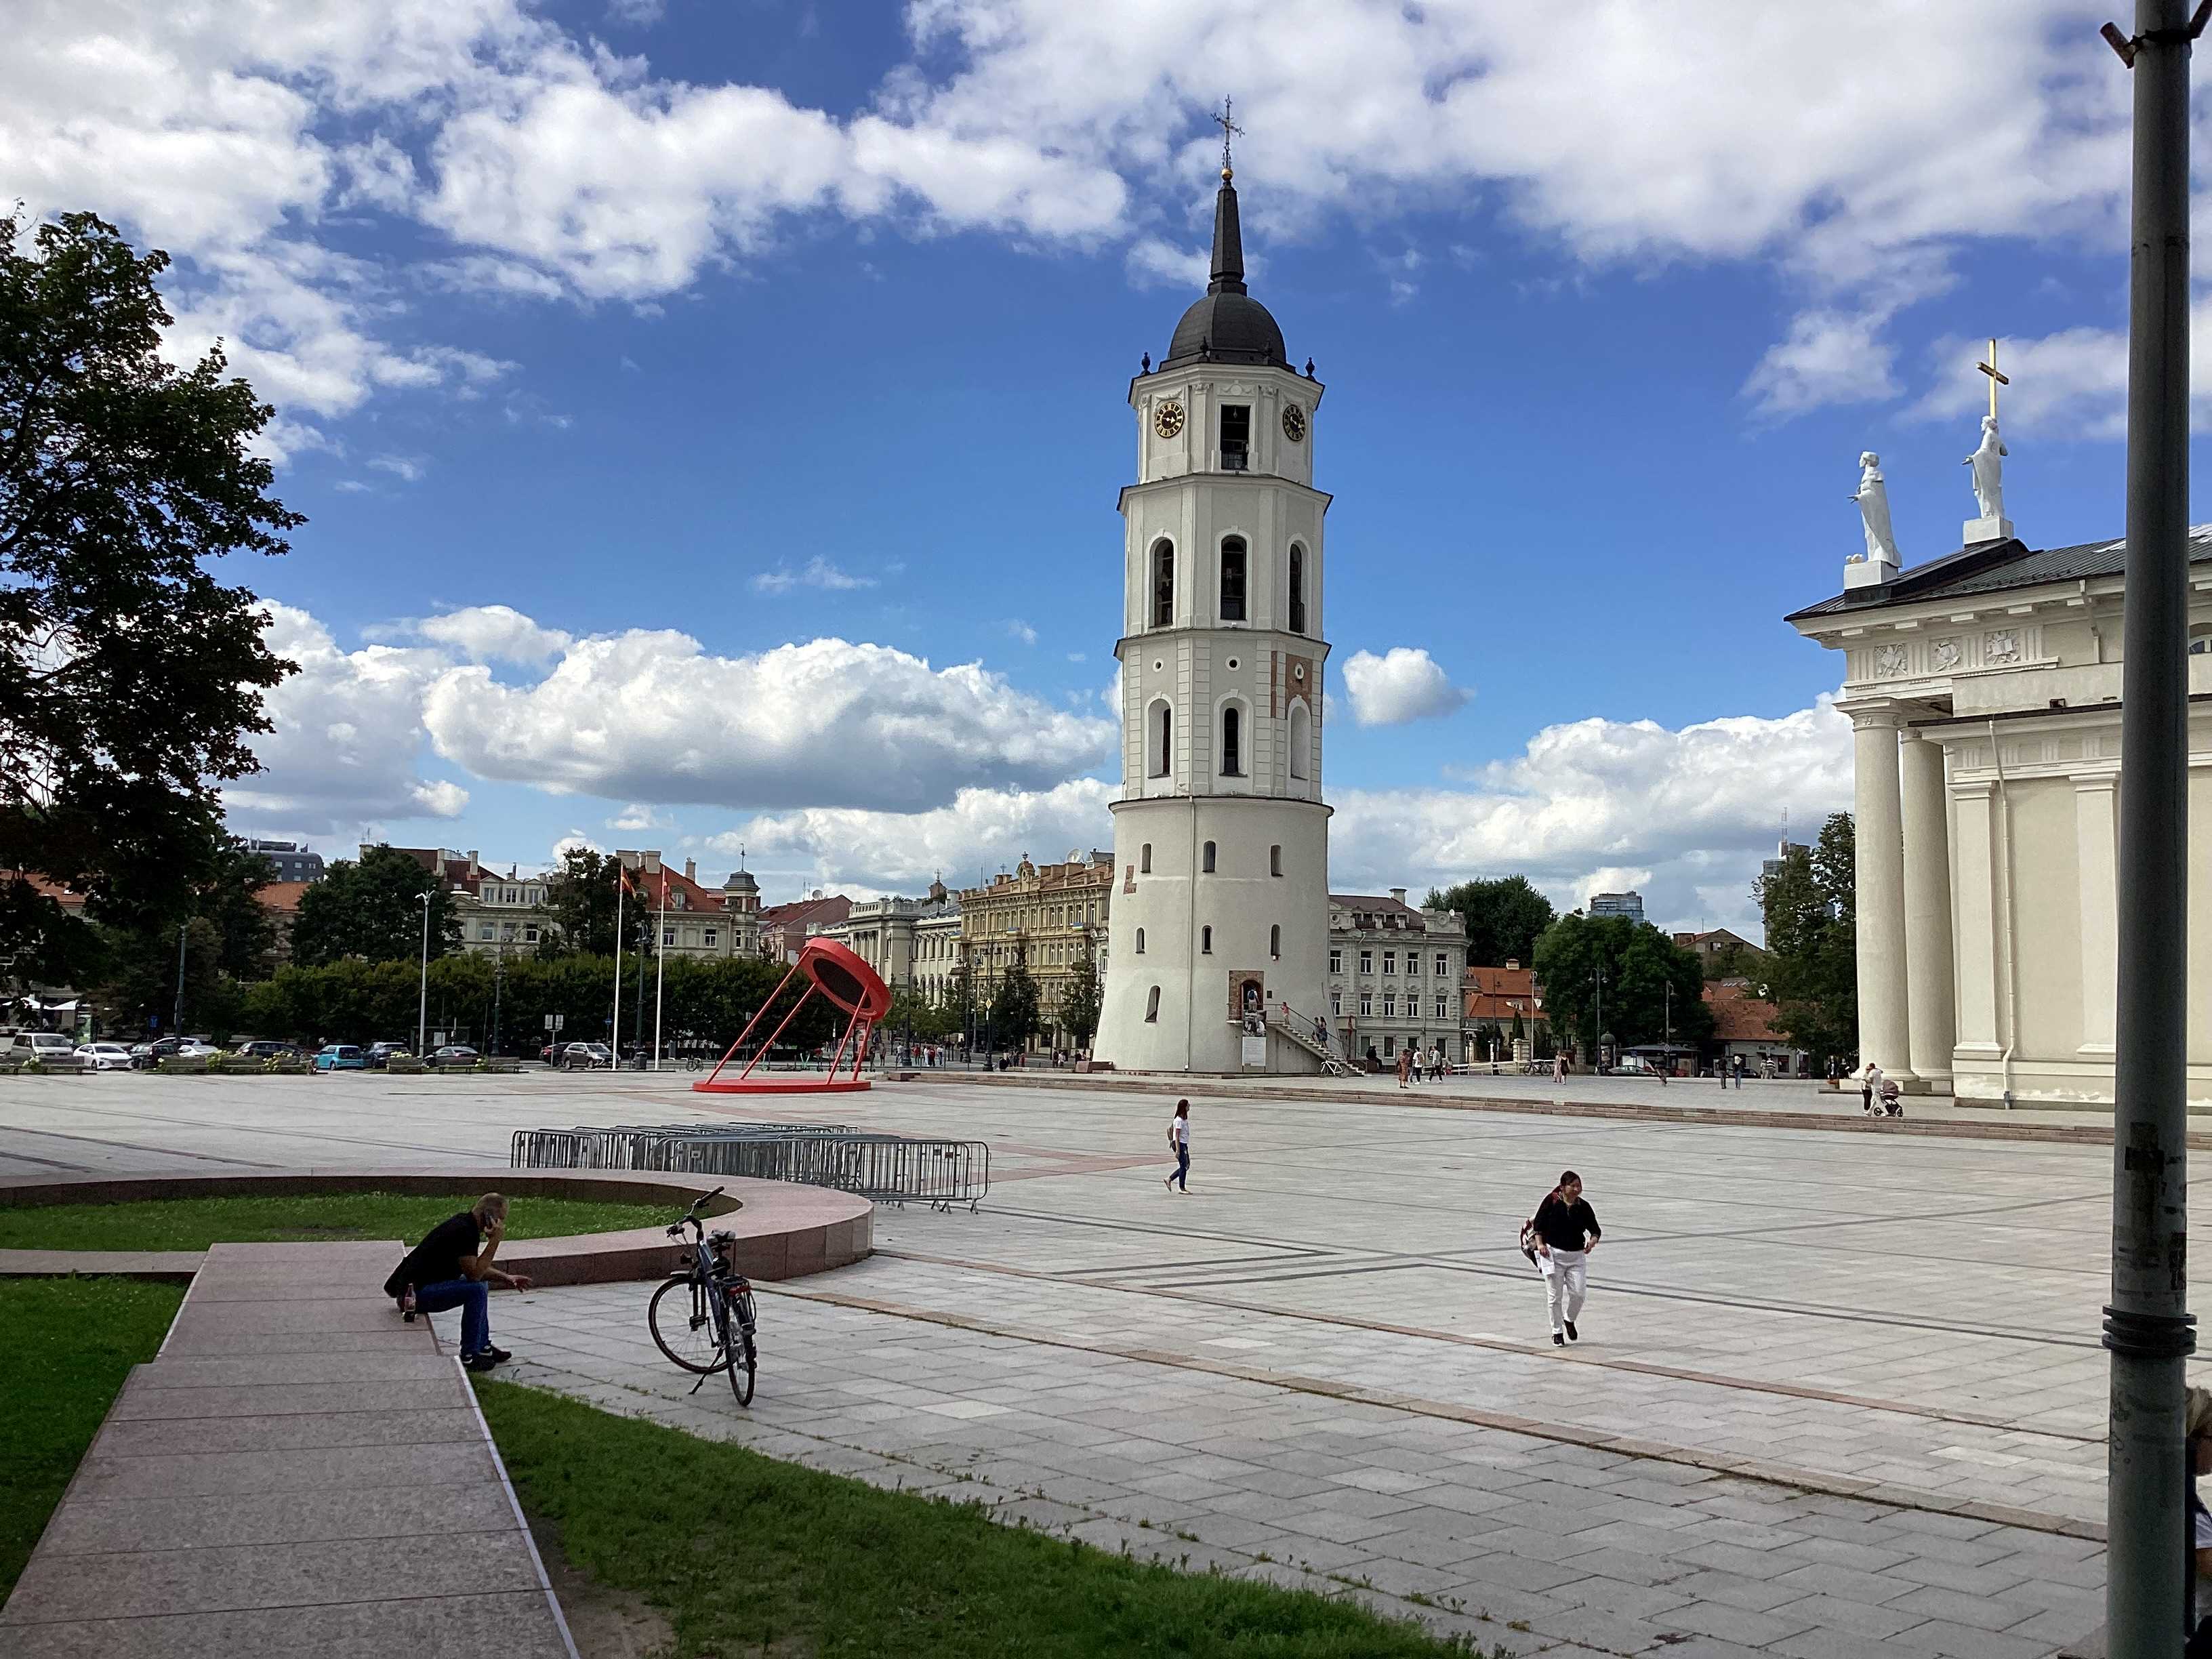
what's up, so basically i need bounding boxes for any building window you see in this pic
[478,925,493,941]
[1221,704,1243,775]
[1359,991,1373,1017]
[1151,539,1174,627]
[1288,702,1311,780]
[1202,841,1217,874]
[1135,928,1145,954]
[1328,948,1342,974]
[705,930,718,948]
[1269,844,1282,877]
[1408,954,1422,978]
[524,926,539,943]
[1330,991,1342,1015]
[1269,924,1280,960]
[663,928,677,947]
[1140,843,1152,874]
[1147,699,1174,779]
[1383,993,1396,1017]
[1435,952,1448,976]
[1358,949,1372,974]
[1201,925,1213,954]
[1435,996,1450,1020]
[1382,950,1396,975]
[1221,404,1250,470]
[1384,1035,1397,1058]
[1219,536,1247,621]
[1288,544,1307,634]
[1145,986,1161,1022]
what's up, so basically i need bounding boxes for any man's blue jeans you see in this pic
[415,1277,489,1355]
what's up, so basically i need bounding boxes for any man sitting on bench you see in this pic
[384,1193,533,1371]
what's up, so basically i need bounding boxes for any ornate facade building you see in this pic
[958,852,1113,1051]
[1324,891,1468,1067]
[823,882,956,991]
[1091,154,1332,1073]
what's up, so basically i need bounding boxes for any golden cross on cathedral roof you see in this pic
[1976,337,2009,422]
[1214,97,1243,180]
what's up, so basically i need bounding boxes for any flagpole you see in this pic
[652,868,668,1071]
[611,857,625,1063]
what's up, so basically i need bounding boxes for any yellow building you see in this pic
[958,851,1114,1054]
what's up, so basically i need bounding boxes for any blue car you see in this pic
[313,1044,367,1071]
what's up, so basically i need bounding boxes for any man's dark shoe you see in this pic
[1552,1332,1565,1347]
[1564,1321,1578,1343]
[483,1345,512,1364]
[464,1351,501,1372]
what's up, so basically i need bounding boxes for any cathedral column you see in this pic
[1849,702,1915,1082]
[1898,729,1955,1091]
[1950,781,2003,1057]
[2074,774,2119,1055]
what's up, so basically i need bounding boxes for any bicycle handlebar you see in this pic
[666,1185,729,1240]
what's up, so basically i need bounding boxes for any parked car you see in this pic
[7,1031,81,1065]
[426,1044,480,1069]
[233,1040,302,1061]
[74,1042,135,1072]
[312,1044,368,1071]
[174,1038,221,1059]
[363,1041,411,1069]
[558,1041,614,1071]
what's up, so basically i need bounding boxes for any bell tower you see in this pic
[1092,138,1333,1075]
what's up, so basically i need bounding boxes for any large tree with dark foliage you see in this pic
[96,843,281,1033]
[537,845,651,959]
[289,845,462,967]
[1,212,300,984]
[1532,912,1711,1059]
[1757,813,1858,1064]
[1425,875,1556,967]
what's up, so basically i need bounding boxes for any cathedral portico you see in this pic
[1843,698,1918,1087]
[1899,726,1956,1090]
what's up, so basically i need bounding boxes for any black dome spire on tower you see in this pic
[1162,102,1286,370]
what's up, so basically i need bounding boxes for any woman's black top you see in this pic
[1531,1193,1601,1253]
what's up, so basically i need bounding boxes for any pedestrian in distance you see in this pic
[1523,1170,1602,1347]
[1862,1061,1882,1115]
[1163,1099,1191,1192]
[1410,1048,1423,1084]
[1395,1047,1412,1089]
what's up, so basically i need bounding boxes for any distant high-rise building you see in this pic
[239,838,325,884]
[1761,838,1810,882]
[1587,890,1645,924]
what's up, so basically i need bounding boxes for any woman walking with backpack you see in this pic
[1522,1170,1603,1347]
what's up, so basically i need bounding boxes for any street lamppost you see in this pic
[415,890,432,1055]
[1592,961,1605,1072]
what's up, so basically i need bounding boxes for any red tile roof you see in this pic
[1462,964,1541,1023]
[1704,979,1782,1042]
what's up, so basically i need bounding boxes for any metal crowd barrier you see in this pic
[511,1121,989,1212]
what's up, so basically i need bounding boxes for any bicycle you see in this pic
[646,1186,759,1406]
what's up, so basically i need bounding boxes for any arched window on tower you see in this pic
[1140,843,1152,874]
[1288,544,1307,634]
[1151,539,1174,628]
[1202,841,1217,873]
[1221,704,1243,776]
[1219,537,1247,623]
[1145,985,1161,1022]
[1147,699,1172,779]
[1134,927,1145,954]
[1288,701,1311,781]
[1202,925,1213,954]
[1270,924,1281,960]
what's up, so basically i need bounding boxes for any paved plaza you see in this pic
[1,1069,2190,1657]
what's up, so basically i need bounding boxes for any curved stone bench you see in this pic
[0,1167,872,1286]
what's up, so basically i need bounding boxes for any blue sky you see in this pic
[9,1,2192,936]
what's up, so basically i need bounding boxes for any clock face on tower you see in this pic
[1153,401,1185,438]
[1281,404,1307,443]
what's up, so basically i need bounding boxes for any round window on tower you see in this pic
[1226,658,1238,671]
[1294,664,1306,682]
[1152,659,1164,672]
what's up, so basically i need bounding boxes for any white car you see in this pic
[75,1042,135,1072]
[7,1031,79,1065]
[174,1039,221,1059]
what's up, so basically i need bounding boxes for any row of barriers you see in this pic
[510,1122,990,1212]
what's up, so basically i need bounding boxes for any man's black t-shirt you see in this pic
[1530,1193,1601,1253]
[384,1210,480,1296]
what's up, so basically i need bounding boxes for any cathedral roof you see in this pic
[1162,173,1288,371]
[1787,524,2212,622]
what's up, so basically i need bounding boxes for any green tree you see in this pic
[990,958,1042,1050]
[1758,812,1858,1063]
[1425,875,1556,967]
[1,211,301,984]
[1532,914,1711,1059]
[289,845,463,968]
[1055,941,1103,1050]
[537,846,651,959]
[94,843,280,1036]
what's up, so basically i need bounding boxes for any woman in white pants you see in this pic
[1526,1170,1602,1347]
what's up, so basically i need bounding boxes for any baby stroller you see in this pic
[1876,1076,1904,1118]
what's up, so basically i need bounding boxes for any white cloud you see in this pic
[422,630,1115,811]
[1341,647,1471,726]
[608,802,671,832]
[408,605,575,664]
[714,779,1115,894]
[1125,237,1208,289]
[224,602,468,834]
[752,556,876,594]
[1744,308,1902,419]
[1906,307,2212,441]
[1332,699,1853,935]
[1006,619,1039,646]
[369,454,426,483]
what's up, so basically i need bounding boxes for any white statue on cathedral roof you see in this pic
[1966,413,2007,523]
[1850,451,1898,567]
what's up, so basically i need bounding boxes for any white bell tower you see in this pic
[1092,144,1333,1075]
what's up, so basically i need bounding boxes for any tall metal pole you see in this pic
[171,922,186,1036]
[612,859,624,1056]
[415,892,431,1055]
[652,872,667,1070]
[2105,5,2198,1654]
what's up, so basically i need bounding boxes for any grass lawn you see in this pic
[0,1192,672,1253]
[476,1380,1495,1657]
[0,1278,184,1598]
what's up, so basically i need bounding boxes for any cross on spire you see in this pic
[1214,97,1243,180]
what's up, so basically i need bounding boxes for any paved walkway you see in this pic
[1,1241,575,1658]
[485,1279,2106,1659]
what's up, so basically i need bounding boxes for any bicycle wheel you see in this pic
[729,1321,756,1406]
[648,1275,726,1374]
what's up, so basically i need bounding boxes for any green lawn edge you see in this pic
[0,1278,185,1598]
[475,1378,1497,1658]
[0,1192,671,1253]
